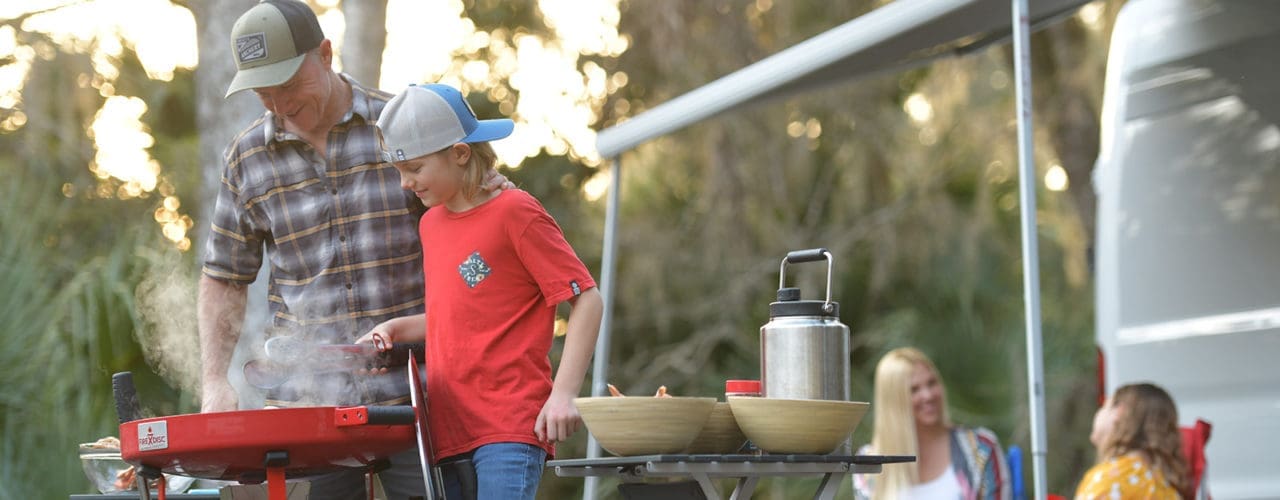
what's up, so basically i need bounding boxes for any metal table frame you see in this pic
[550,454,914,500]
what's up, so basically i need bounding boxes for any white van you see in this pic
[1093,0,1280,497]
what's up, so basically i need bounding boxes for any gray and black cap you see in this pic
[224,0,324,98]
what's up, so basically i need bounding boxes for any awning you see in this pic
[596,0,1090,158]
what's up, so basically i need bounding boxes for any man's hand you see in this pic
[201,378,238,413]
[534,390,582,443]
[482,168,516,192]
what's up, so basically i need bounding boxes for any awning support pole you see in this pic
[1012,0,1049,498]
[583,156,623,500]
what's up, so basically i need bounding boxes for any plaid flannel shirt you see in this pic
[203,75,426,347]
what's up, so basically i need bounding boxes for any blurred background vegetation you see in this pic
[0,0,1119,498]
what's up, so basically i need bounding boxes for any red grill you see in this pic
[119,406,414,480]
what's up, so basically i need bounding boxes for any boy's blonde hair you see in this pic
[458,141,498,202]
[870,347,952,500]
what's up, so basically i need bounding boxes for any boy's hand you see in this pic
[354,322,399,375]
[534,390,582,443]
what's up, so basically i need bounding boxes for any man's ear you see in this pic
[317,39,333,67]
[451,143,473,164]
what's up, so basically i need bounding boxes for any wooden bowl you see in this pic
[575,396,717,456]
[685,402,747,454]
[728,397,869,454]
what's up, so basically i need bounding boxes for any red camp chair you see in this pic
[1181,419,1212,500]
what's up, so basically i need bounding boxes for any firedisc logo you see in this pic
[138,421,169,451]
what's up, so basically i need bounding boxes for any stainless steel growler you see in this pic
[760,248,851,402]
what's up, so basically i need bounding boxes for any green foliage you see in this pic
[0,25,198,500]
[0,161,191,499]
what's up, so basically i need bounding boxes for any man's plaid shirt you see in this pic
[203,76,426,345]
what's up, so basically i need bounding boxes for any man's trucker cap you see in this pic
[224,0,323,98]
[376,84,514,163]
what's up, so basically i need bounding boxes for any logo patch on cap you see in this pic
[236,33,268,64]
[396,149,406,161]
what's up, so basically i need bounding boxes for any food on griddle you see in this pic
[114,465,137,490]
[85,436,121,449]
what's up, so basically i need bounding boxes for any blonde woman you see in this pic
[1075,383,1188,499]
[854,347,1011,500]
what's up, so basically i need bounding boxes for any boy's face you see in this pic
[393,144,468,209]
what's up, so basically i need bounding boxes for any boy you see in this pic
[357,83,603,499]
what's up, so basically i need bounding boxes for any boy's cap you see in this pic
[224,0,324,98]
[377,84,514,163]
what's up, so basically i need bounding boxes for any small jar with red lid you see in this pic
[725,379,762,398]
[725,380,763,454]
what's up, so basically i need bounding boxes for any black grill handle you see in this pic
[112,372,142,424]
[365,405,416,425]
[376,343,426,368]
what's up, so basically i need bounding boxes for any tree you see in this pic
[340,0,387,87]
[186,0,271,409]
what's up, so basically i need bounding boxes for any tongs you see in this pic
[242,335,424,390]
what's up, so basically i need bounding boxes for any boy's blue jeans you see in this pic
[442,442,547,500]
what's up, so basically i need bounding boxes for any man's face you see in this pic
[252,50,331,135]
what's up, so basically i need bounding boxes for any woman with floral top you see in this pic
[1075,382,1189,499]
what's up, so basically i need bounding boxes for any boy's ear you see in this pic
[451,143,472,165]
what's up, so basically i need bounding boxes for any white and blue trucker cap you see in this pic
[376,83,514,163]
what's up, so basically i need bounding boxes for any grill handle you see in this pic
[112,371,142,424]
[365,405,416,425]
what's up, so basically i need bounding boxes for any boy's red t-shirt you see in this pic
[418,189,595,460]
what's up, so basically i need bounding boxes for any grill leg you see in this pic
[263,450,290,500]
[266,467,287,500]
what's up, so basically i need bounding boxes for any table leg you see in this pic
[690,472,721,499]
[155,475,167,500]
[729,476,760,500]
[811,472,842,500]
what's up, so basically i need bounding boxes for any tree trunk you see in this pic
[191,0,260,250]
[340,0,387,88]
[191,0,271,409]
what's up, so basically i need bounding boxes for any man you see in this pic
[199,1,504,497]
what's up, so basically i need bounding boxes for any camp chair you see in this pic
[1007,445,1025,500]
[1181,419,1212,500]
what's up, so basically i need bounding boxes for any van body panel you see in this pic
[1095,0,1280,497]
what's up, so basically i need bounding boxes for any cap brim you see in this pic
[461,119,515,144]
[224,53,308,98]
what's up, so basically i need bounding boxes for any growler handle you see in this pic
[779,248,835,313]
